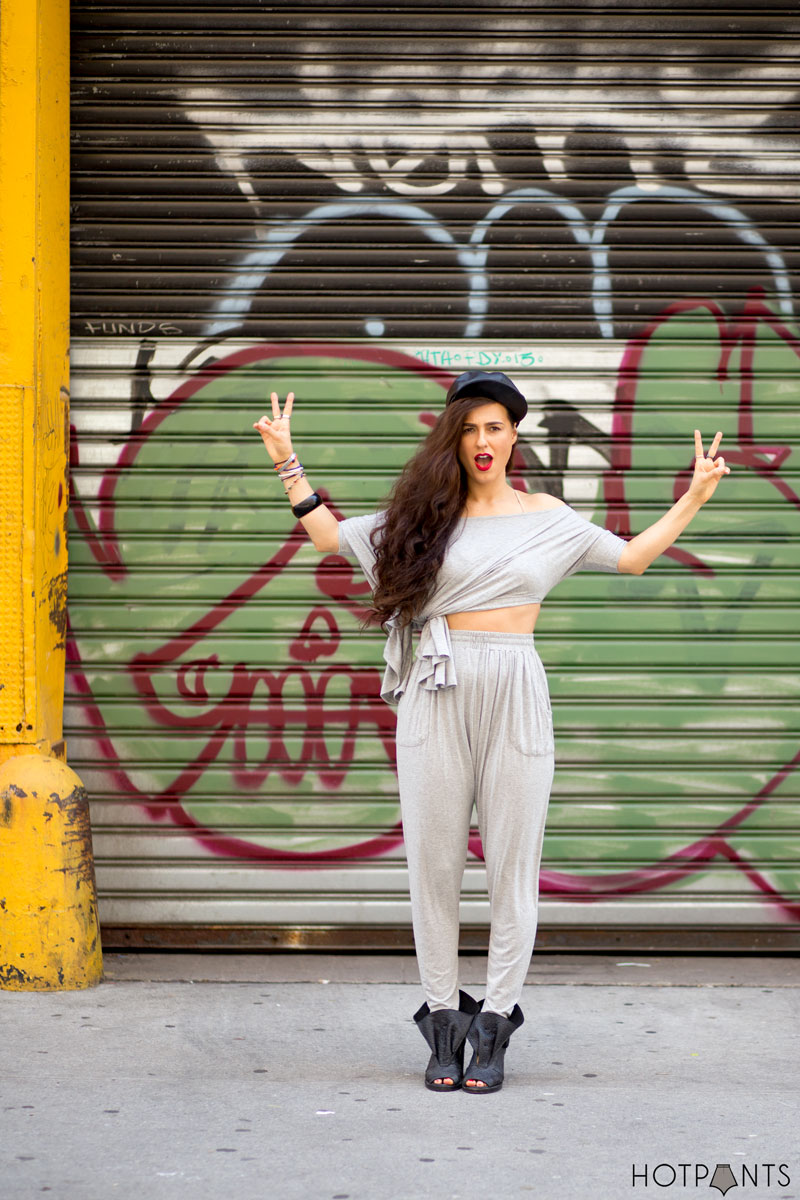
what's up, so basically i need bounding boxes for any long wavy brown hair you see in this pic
[365,395,517,629]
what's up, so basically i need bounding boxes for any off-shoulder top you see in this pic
[337,505,626,706]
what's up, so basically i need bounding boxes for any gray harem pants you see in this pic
[395,629,555,1018]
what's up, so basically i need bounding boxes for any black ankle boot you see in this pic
[462,1004,524,1094]
[413,991,482,1091]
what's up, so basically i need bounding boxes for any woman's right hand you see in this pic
[252,391,295,464]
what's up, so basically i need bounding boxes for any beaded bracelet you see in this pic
[283,471,306,493]
[273,450,307,496]
[279,465,304,484]
[277,456,304,485]
[274,452,299,475]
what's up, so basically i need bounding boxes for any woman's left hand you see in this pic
[686,429,730,506]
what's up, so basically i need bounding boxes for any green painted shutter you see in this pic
[68,1,800,948]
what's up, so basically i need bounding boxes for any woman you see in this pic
[253,370,729,1095]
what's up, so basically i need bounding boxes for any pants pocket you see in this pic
[507,659,554,757]
[395,685,432,748]
[507,701,554,757]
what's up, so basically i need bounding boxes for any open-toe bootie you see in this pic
[462,1004,524,1094]
[413,990,482,1092]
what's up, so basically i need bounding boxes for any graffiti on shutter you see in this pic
[68,4,800,933]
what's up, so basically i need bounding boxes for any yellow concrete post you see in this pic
[0,0,102,988]
[0,757,103,988]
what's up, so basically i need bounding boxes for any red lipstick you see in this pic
[474,453,493,472]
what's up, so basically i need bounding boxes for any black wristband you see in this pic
[291,491,324,518]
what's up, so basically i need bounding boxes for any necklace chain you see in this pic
[465,488,525,518]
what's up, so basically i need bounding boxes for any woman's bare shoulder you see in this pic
[520,492,567,513]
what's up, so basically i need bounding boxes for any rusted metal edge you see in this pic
[100,925,800,954]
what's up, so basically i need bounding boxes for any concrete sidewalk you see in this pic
[2,954,798,1200]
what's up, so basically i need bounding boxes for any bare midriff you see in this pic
[445,601,541,634]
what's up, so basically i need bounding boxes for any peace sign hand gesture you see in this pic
[252,391,295,464]
[687,429,730,506]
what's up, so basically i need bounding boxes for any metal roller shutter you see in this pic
[68,1,800,949]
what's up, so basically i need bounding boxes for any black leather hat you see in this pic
[445,370,528,423]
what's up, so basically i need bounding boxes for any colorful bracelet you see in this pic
[278,458,304,484]
[284,471,306,492]
[273,449,309,497]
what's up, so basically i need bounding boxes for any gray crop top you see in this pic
[337,504,626,706]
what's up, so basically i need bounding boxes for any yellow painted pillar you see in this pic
[0,0,102,988]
